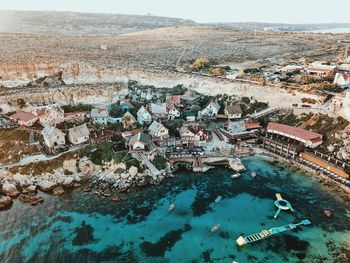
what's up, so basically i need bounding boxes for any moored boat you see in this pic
[168,204,175,212]
[215,195,222,203]
[210,224,220,232]
[251,171,256,178]
[231,173,241,179]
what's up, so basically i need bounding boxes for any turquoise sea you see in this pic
[0,156,349,263]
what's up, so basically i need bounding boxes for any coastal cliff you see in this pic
[0,62,324,109]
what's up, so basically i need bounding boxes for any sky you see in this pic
[1,0,350,24]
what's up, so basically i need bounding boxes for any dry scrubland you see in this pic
[0,26,348,71]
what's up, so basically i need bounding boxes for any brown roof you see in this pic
[245,122,261,130]
[10,111,37,122]
[225,103,242,115]
[267,122,322,141]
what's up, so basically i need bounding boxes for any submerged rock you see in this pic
[18,194,44,206]
[53,186,65,196]
[0,196,13,209]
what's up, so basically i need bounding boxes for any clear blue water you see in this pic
[0,156,349,263]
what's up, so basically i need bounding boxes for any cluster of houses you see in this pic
[6,88,247,154]
[279,61,350,87]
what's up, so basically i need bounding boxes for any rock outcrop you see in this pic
[2,183,20,197]
[0,196,13,209]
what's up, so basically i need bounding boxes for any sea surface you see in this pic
[0,156,349,263]
[303,27,350,33]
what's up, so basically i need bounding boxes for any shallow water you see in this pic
[0,156,349,263]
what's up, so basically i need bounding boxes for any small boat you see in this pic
[231,173,241,179]
[215,195,222,203]
[251,171,257,178]
[168,204,175,212]
[210,224,221,232]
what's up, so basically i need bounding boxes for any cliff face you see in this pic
[0,62,64,87]
[0,83,124,113]
[0,62,324,109]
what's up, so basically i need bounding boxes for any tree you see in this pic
[191,57,209,70]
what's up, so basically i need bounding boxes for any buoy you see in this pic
[323,210,333,218]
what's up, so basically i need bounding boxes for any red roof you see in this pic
[120,101,134,108]
[10,112,37,122]
[267,122,322,141]
[342,73,349,81]
[245,122,261,130]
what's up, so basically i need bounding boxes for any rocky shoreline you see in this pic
[0,156,174,210]
[1,150,348,211]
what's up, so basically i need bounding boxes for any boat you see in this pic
[231,173,241,179]
[236,219,311,247]
[168,204,175,212]
[215,195,222,203]
[210,224,221,232]
[251,171,256,178]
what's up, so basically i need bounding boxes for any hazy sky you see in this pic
[1,0,350,24]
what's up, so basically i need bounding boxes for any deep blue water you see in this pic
[0,156,349,263]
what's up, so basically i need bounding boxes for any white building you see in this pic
[149,120,169,146]
[167,105,181,120]
[32,105,65,126]
[128,132,149,151]
[198,100,221,119]
[41,126,66,149]
[333,73,350,86]
[137,106,152,125]
[224,103,242,119]
[91,108,109,125]
[68,124,90,145]
[150,103,167,119]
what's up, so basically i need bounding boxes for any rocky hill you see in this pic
[0,10,195,35]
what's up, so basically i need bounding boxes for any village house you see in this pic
[224,102,242,119]
[150,103,167,120]
[184,112,196,122]
[122,111,137,129]
[68,124,90,145]
[91,108,109,126]
[10,111,38,126]
[180,90,199,105]
[32,105,65,126]
[128,132,150,151]
[198,100,221,119]
[120,101,134,111]
[306,63,336,77]
[41,125,66,149]
[333,73,350,87]
[179,124,209,147]
[64,111,90,122]
[137,106,152,125]
[167,105,181,120]
[149,120,169,146]
[279,65,304,74]
[166,95,181,107]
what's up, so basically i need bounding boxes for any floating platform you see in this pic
[236,219,311,247]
